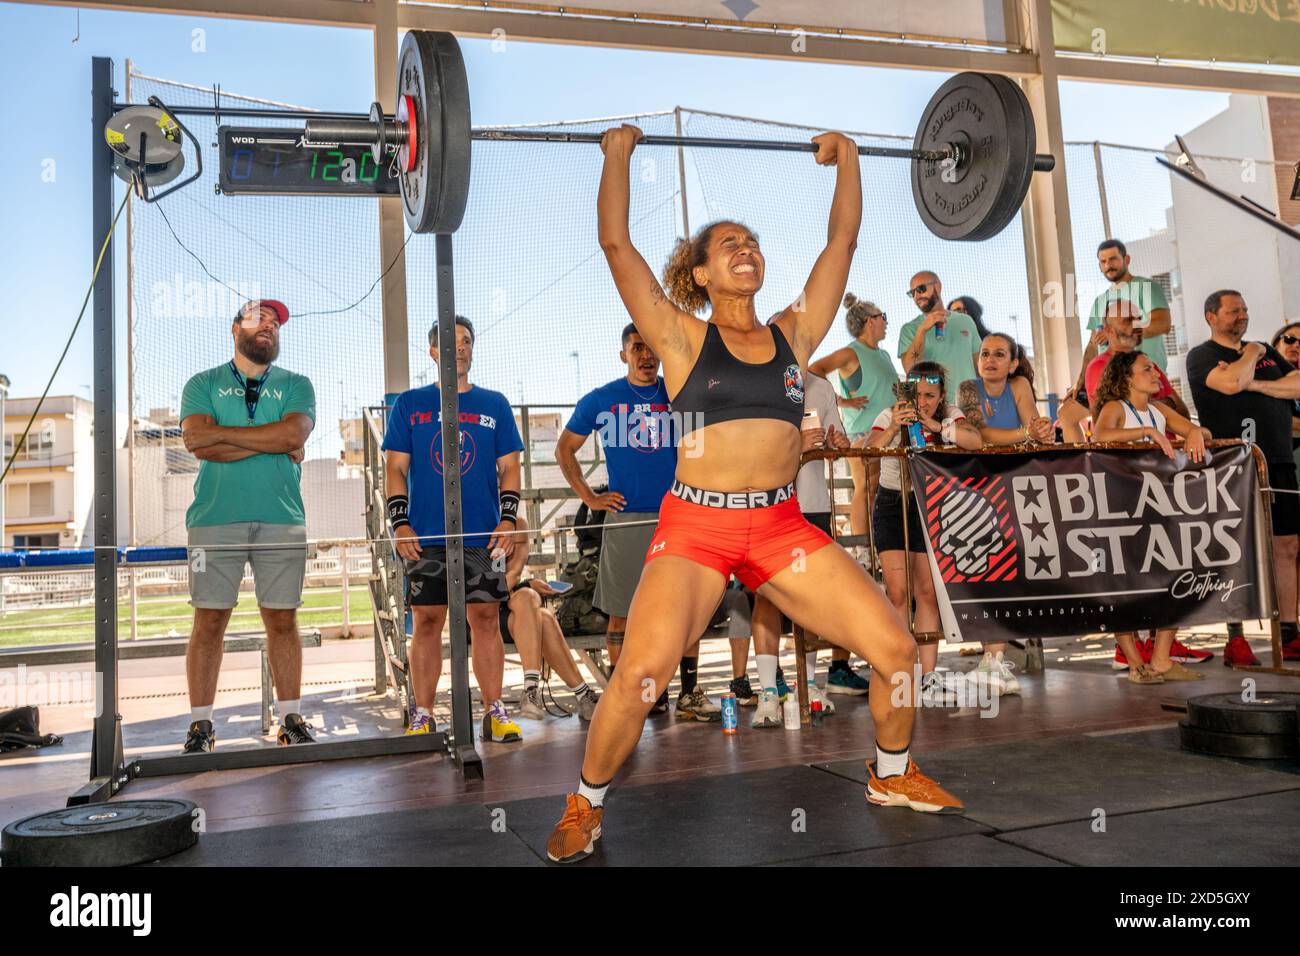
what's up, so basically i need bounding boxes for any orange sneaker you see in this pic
[545,793,604,863]
[866,758,965,814]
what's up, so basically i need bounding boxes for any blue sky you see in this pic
[0,2,1238,414]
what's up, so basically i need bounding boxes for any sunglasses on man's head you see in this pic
[907,282,933,297]
[1281,334,1300,346]
[907,374,943,385]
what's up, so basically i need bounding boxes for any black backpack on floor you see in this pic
[0,706,63,752]
[555,490,610,637]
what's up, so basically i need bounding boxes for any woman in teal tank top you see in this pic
[810,294,900,556]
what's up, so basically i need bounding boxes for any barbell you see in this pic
[305,30,1056,242]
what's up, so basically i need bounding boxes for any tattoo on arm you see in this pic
[957,381,984,427]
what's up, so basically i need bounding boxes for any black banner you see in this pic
[906,443,1270,645]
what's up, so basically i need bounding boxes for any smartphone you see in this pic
[546,581,574,594]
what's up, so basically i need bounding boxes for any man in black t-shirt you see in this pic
[1186,289,1300,664]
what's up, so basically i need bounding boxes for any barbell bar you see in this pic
[307,116,1056,173]
[190,29,1054,241]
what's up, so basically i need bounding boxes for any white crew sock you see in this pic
[578,775,610,809]
[876,743,910,779]
[524,670,540,691]
[190,705,214,724]
[277,698,301,720]
[416,706,432,717]
[756,654,779,692]
[567,681,590,697]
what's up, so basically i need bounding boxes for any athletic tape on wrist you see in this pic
[387,494,411,530]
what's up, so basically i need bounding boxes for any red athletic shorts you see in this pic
[644,480,833,591]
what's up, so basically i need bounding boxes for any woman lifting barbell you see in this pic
[545,124,963,864]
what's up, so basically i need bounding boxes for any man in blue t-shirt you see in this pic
[382,316,526,744]
[556,324,720,722]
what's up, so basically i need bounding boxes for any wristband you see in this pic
[511,580,531,594]
[499,489,520,525]
[386,494,410,531]
[940,420,957,444]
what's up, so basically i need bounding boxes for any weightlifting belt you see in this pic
[670,480,796,510]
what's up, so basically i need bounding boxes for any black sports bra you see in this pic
[671,323,805,433]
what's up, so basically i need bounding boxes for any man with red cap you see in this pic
[179,300,317,753]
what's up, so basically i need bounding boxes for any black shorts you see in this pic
[1268,462,1300,537]
[498,601,515,646]
[804,511,833,537]
[871,487,926,555]
[404,547,509,607]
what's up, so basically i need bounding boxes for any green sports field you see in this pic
[0,587,372,649]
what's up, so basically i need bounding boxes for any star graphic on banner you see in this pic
[721,0,760,20]
[1030,550,1056,575]
[1023,518,1050,542]
[1017,484,1044,508]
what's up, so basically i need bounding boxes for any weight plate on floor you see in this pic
[1178,721,1299,760]
[429,30,472,235]
[1185,691,1300,737]
[911,72,1035,242]
[2,799,198,867]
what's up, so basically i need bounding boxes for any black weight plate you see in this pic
[983,74,1036,240]
[1186,691,1300,736]
[1178,721,1299,760]
[429,30,472,235]
[398,30,442,234]
[911,72,1031,242]
[2,799,198,867]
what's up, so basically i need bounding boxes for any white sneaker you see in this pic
[807,682,836,715]
[520,685,545,720]
[575,688,599,721]
[751,689,783,728]
[919,671,957,707]
[992,652,1020,695]
[968,651,1020,696]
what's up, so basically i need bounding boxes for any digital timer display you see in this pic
[217,126,399,196]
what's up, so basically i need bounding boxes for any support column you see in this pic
[89,57,124,795]
[374,0,409,397]
[1022,0,1081,397]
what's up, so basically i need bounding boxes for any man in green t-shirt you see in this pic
[1086,239,1172,371]
[178,299,317,755]
[897,271,980,403]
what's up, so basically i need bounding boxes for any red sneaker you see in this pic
[1223,634,1261,668]
[1112,639,1154,670]
[1169,637,1213,664]
[1283,638,1300,662]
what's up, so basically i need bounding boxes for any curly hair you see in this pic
[662,220,755,314]
[1091,350,1143,419]
[843,293,879,338]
